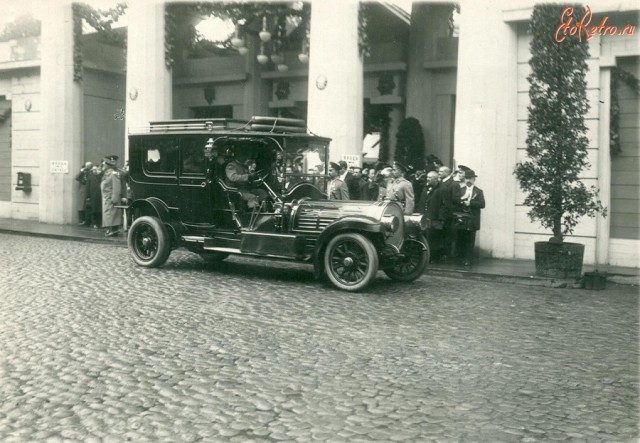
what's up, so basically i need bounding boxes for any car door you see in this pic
[132,135,179,205]
[178,136,214,225]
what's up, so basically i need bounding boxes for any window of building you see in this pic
[191,106,233,119]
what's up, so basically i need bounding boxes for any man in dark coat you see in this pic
[85,164,103,228]
[451,169,486,266]
[350,167,368,200]
[338,160,358,200]
[418,171,450,262]
[437,166,458,259]
[75,161,93,225]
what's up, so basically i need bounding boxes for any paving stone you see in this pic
[0,234,637,442]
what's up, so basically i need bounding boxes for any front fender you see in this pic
[312,217,385,280]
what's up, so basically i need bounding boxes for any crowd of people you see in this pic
[327,158,486,266]
[75,155,130,237]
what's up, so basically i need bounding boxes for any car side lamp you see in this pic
[15,172,32,192]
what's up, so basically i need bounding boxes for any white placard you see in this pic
[341,154,360,168]
[50,160,69,174]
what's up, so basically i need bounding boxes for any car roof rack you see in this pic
[145,116,309,134]
[149,118,248,132]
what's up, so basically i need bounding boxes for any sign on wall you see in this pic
[341,154,360,168]
[49,160,69,174]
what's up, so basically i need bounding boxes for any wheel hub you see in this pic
[142,236,152,248]
[343,256,354,267]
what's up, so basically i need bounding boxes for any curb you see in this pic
[426,267,638,288]
[0,228,127,247]
[2,227,637,287]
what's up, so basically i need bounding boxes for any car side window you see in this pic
[181,138,206,175]
[143,139,178,175]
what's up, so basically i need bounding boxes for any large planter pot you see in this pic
[534,241,585,279]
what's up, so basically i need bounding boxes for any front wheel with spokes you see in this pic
[324,233,379,292]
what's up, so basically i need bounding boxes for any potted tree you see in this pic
[514,4,606,279]
[395,117,425,171]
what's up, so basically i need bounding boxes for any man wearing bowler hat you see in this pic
[451,168,485,266]
[385,161,415,214]
[328,162,349,200]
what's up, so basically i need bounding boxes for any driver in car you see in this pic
[225,146,268,209]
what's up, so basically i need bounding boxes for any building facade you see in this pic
[0,0,637,267]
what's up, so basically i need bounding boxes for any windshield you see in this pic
[201,135,329,193]
[282,138,329,191]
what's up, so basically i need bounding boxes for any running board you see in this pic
[201,246,309,262]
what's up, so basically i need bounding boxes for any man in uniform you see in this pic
[101,155,126,237]
[328,162,349,200]
[225,146,266,209]
[385,161,415,214]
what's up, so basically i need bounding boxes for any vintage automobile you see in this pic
[125,116,429,291]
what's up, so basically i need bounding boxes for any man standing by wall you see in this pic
[452,169,485,266]
[75,161,93,226]
[101,155,126,237]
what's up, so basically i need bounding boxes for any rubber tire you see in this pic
[198,252,229,263]
[324,233,379,292]
[384,235,429,282]
[127,216,171,267]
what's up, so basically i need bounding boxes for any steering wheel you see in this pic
[253,169,282,202]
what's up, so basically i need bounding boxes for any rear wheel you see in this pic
[384,235,429,282]
[324,233,379,292]
[127,216,171,267]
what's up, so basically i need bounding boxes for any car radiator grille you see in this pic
[293,209,339,233]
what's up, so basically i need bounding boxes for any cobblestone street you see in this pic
[0,233,638,442]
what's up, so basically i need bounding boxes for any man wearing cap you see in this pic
[452,169,485,266]
[328,162,349,200]
[225,147,267,209]
[385,162,415,214]
[101,155,126,237]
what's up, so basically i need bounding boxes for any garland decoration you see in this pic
[358,3,372,58]
[610,66,640,156]
[164,2,310,69]
[72,2,127,82]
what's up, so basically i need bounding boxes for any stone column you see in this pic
[453,2,518,258]
[39,3,83,224]
[307,0,363,164]
[125,0,172,157]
